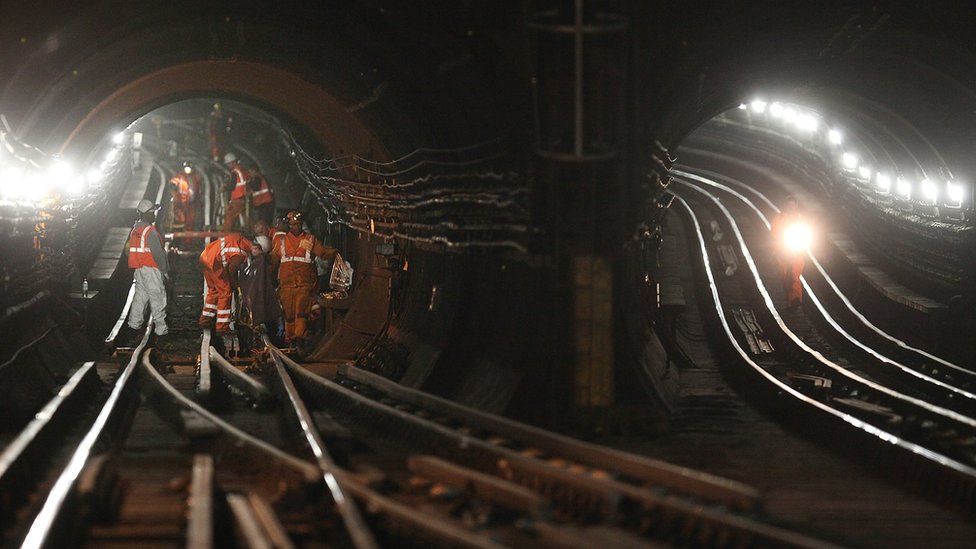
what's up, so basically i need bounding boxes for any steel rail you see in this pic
[138,351,319,493]
[209,346,271,404]
[261,336,378,549]
[144,341,501,548]
[21,321,153,549]
[271,347,829,547]
[104,283,136,346]
[331,361,761,511]
[675,166,976,380]
[675,171,976,404]
[671,193,976,484]
[0,362,98,491]
[198,328,212,397]
[675,179,976,430]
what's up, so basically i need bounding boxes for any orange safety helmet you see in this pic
[285,210,304,225]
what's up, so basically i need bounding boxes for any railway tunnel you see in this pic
[3,1,976,547]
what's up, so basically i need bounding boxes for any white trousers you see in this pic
[128,267,168,335]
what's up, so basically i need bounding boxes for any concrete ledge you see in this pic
[827,233,947,314]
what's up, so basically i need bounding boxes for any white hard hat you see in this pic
[223,152,238,164]
[136,199,160,214]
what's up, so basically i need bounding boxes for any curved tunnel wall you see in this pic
[3,2,976,427]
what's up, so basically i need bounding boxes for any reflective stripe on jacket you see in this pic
[128,223,159,269]
[200,233,252,272]
[228,164,252,200]
[251,174,273,206]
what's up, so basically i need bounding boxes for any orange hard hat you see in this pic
[286,210,304,225]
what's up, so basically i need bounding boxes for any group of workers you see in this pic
[125,122,338,354]
[196,210,337,354]
[167,153,276,239]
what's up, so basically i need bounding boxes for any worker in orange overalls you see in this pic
[249,169,275,224]
[222,152,251,232]
[199,232,254,334]
[270,210,338,355]
[170,161,200,247]
[771,195,808,310]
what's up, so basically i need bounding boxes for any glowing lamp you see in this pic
[841,152,858,170]
[828,129,843,145]
[895,177,912,199]
[876,172,891,193]
[946,181,965,207]
[783,222,813,253]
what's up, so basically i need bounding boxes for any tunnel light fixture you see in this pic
[895,177,912,200]
[796,113,819,132]
[875,172,891,194]
[112,132,126,145]
[46,159,72,192]
[841,152,858,170]
[858,166,872,181]
[0,166,24,200]
[828,129,843,145]
[24,172,48,202]
[946,180,965,208]
[920,178,938,204]
[750,99,767,114]
[769,102,784,118]
[737,103,747,110]
[782,106,797,124]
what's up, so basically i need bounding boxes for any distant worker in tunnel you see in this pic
[169,161,200,246]
[248,167,275,224]
[771,195,810,310]
[222,152,251,232]
[198,231,254,334]
[126,199,169,340]
[270,210,338,356]
[208,102,233,162]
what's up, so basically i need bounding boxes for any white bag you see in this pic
[329,252,354,291]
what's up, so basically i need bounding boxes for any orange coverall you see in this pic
[223,162,252,232]
[170,172,200,239]
[770,211,805,307]
[270,230,337,342]
[199,234,253,333]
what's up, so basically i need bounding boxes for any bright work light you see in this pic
[783,222,813,253]
[876,173,891,193]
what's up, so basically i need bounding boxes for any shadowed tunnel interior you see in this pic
[5,2,976,547]
[3,1,976,429]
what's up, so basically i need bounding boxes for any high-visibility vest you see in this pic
[251,174,273,206]
[171,173,199,203]
[128,223,159,269]
[201,234,250,271]
[278,232,318,284]
[228,164,252,200]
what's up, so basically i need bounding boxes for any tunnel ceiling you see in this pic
[3,1,976,423]
[0,2,973,179]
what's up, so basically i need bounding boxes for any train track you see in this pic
[0,146,839,546]
[671,177,976,509]
[0,234,833,545]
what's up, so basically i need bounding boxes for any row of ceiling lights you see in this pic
[736,100,966,211]
[0,131,126,205]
